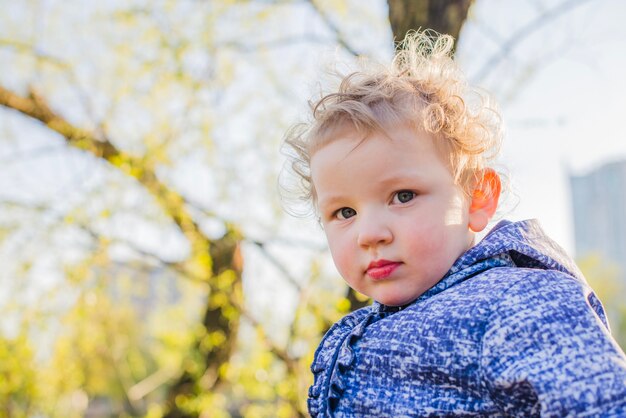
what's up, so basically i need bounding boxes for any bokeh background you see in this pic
[1,0,625,416]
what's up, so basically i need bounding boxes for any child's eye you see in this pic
[336,207,356,220]
[393,190,416,204]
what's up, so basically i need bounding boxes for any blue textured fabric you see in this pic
[308,219,626,417]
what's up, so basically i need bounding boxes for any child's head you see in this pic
[282,30,503,306]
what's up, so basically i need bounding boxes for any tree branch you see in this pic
[0,85,213,269]
[218,34,338,53]
[249,240,303,291]
[0,38,69,69]
[0,85,117,158]
[304,0,362,57]
[472,0,596,83]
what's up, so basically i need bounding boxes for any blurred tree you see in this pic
[0,81,244,416]
[0,2,272,415]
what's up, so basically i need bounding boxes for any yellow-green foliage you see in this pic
[0,332,38,417]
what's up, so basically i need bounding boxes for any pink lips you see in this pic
[366,259,401,280]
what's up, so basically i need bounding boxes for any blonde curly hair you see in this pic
[282,30,503,215]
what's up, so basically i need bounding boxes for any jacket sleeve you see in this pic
[480,269,626,417]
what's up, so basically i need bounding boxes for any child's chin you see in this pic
[377,295,415,307]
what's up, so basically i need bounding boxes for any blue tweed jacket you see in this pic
[308,220,626,417]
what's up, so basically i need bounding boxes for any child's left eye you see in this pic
[393,190,416,204]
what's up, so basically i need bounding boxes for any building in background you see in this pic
[570,160,626,279]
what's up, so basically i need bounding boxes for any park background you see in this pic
[1,0,626,416]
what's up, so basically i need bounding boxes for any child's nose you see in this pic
[357,219,393,249]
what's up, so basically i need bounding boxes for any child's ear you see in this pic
[468,169,501,233]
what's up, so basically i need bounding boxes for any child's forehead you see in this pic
[309,123,462,198]
[311,121,449,160]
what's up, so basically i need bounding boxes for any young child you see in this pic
[283,31,626,417]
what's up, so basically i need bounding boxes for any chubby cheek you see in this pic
[326,231,358,281]
[415,197,470,253]
[411,226,470,277]
[404,222,453,273]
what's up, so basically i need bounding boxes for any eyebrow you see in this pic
[317,195,345,211]
[383,173,419,182]
[377,172,427,187]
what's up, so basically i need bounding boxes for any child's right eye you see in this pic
[336,207,356,220]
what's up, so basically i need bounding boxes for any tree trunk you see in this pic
[163,230,243,418]
[387,0,474,47]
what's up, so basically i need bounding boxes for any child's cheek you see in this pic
[329,235,356,279]
[406,222,443,253]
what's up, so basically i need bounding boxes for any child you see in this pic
[282,31,626,417]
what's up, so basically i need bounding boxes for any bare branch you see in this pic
[304,0,362,57]
[128,367,179,402]
[237,300,297,367]
[472,0,596,83]
[0,85,118,158]
[0,38,69,69]
[0,197,50,213]
[245,239,334,358]
[0,37,114,144]
[249,239,303,291]
[256,235,327,252]
[218,34,338,53]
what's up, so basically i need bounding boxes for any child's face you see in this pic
[311,125,475,306]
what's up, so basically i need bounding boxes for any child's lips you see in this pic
[366,260,402,280]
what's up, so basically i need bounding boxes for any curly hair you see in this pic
[281,30,503,216]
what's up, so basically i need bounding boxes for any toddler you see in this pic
[283,31,626,417]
